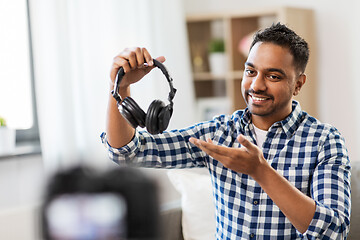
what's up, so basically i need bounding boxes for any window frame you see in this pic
[15,0,40,146]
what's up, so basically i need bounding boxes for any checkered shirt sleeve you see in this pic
[303,127,351,239]
[101,101,351,239]
[101,114,232,168]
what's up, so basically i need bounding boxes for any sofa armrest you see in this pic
[160,201,183,240]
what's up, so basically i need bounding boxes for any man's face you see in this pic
[241,42,303,126]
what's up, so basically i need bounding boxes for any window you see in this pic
[0,0,40,146]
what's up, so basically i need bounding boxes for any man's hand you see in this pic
[110,47,166,90]
[189,135,267,177]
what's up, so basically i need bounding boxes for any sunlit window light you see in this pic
[0,0,33,129]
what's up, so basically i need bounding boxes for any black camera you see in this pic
[41,166,160,240]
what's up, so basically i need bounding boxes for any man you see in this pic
[102,23,351,239]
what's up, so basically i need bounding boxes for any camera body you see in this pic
[42,166,160,240]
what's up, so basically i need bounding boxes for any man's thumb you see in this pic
[237,134,255,150]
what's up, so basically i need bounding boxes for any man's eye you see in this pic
[245,69,255,76]
[267,75,281,81]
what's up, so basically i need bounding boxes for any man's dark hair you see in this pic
[250,22,309,74]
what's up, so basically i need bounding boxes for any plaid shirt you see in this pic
[101,101,351,239]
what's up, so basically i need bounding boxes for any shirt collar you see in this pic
[240,100,305,138]
[277,100,305,137]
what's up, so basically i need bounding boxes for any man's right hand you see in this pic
[106,47,165,148]
[110,47,166,90]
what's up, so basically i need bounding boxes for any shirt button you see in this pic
[253,200,258,205]
[250,233,255,238]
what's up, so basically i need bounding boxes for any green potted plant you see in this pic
[208,38,227,76]
[0,116,16,155]
[208,38,225,53]
[0,117,6,127]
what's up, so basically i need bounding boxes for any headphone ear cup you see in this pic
[158,105,173,133]
[145,100,166,134]
[120,97,146,128]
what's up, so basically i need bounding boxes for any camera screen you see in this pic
[46,193,127,240]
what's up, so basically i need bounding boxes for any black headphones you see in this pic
[112,59,177,134]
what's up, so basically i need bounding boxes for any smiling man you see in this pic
[102,23,351,239]
[242,41,306,130]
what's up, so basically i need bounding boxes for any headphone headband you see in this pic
[111,59,177,105]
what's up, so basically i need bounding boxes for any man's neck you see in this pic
[251,117,273,131]
[251,111,291,131]
[250,102,294,130]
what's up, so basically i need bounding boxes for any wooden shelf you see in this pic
[193,72,226,81]
[193,70,244,81]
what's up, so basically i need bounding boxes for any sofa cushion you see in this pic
[167,168,216,240]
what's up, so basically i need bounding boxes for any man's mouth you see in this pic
[250,95,268,101]
[248,93,271,103]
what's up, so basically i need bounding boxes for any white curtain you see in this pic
[29,0,196,173]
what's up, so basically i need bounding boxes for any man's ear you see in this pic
[293,74,306,96]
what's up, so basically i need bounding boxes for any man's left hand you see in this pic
[189,135,267,177]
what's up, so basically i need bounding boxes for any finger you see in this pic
[140,56,166,74]
[142,56,166,69]
[189,137,201,147]
[127,50,138,70]
[142,48,154,66]
[189,137,208,149]
[135,47,144,67]
[200,145,231,161]
[191,139,233,164]
[190,137,236,158]
[110,57,131,81]
[237,134,256,151]
[155,56,166,63]
[193,138,232,157]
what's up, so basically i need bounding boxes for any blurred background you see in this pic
[0,0,359,239]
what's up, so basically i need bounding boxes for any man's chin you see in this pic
[247,105,273,117]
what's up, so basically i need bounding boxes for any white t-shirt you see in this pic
[253,124,268,148]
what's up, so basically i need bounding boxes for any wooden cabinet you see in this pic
[186,7,317,119]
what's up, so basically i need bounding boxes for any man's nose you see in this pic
[250,74,267,92]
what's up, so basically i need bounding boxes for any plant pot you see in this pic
[0,127,16,155]
[209,53,227,76]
